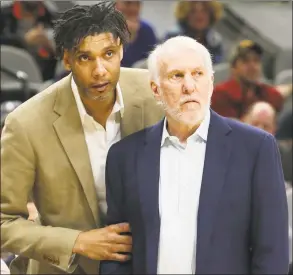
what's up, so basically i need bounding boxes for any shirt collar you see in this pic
[161,108,211,146]
[71,77,124,126]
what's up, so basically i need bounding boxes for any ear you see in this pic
[151,81,161,101]
[63,50,72,71]
[119,45,124,61]
[208,75,214,97]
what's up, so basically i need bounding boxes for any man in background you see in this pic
[242,101,276,135]
[242,101,292,185]
[0,1,57,80]
[212,40,283,119]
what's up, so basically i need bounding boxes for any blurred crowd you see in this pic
[0,0,292,273]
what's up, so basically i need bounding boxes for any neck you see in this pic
[166,116,202,144]
[79,91,116,129]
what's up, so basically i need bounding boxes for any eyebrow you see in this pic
[167,67,204,74]
[75,50,91,56]
[75,45,119,56]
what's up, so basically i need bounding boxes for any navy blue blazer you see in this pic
[100,110,289,274]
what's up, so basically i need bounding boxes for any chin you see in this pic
[86,90,111,101]
[172,110,204,126]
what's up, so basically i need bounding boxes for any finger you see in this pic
[110,244,132,253]
[110,233,132,245]
[108,253,131,262]
[109,223,131,233]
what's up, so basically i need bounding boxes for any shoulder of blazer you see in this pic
[6,74,73,126]
[119,67,153,99]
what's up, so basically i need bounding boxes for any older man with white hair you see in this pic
[100,36,289,274]
[241,101,277,135]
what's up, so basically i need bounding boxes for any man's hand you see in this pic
[72,223,132,262]
[24,24,55,53]
[24,24,48,46]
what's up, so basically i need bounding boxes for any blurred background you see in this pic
[0,0,292,272]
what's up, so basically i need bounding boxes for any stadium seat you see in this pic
[1,45,43,83]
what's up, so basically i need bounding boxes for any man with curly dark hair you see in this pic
[1,1,163,274]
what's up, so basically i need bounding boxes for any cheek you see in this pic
[106,58,121,75]
[72,67,89,86]
[198,82,212,101]
[162,89,181,106]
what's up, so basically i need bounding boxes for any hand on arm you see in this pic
[72,223,132,262]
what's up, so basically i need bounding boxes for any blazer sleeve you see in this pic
[99,144,132,274]
[0,114,81,272]
[251,134,289,274]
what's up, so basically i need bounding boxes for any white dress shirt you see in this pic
[1,259,10,274]
[157,110,210,274]
[71,78,124,216]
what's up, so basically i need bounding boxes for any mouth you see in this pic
[90,82,110,92]
[182,99,198,105]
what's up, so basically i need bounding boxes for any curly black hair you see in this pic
[53,1,130,59]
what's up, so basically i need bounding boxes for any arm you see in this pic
[100,145,132,274]
[1,114,81,272]
[251,134,289,274]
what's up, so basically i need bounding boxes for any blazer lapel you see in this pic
[196,111,232,272]
[52,75,99,226]
[136,120,164,274]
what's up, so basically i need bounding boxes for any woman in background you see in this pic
[164,0,224,64]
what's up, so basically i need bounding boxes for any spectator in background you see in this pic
[242,101,292,184]
[164,1,224,64]
[242,101,276,135]
[115,0,157,67]
[0,1,57,80]
[212,40,284,119]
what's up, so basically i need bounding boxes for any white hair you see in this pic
[249,101,276,117]
[147,36,214,83]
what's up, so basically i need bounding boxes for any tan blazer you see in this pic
[1,68,163,274]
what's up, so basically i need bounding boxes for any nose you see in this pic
[182,74,196,94]
[92,58,107,78]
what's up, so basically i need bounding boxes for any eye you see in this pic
[192,71,203,77]
[171,72,184,80]
[105,50,114,58]
[79,55,89,62]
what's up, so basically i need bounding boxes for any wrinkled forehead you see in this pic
[159,47,206,75]
[75,33,121,53]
